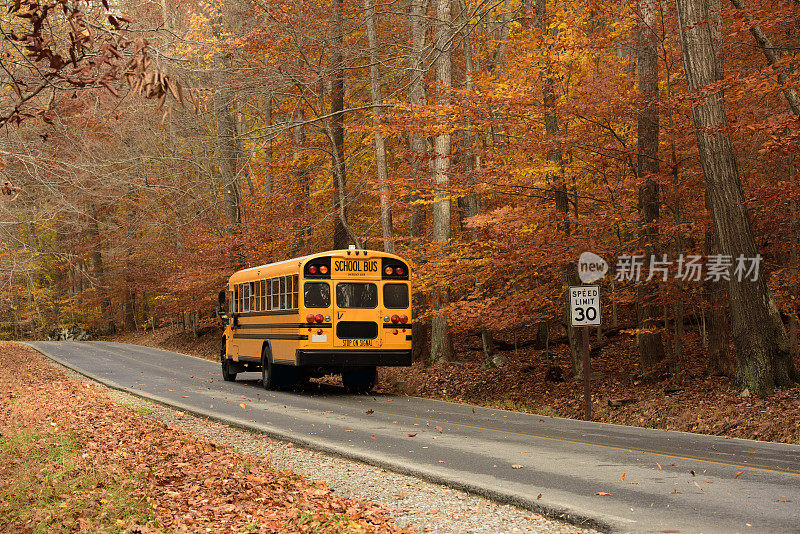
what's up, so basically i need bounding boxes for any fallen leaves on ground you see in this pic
[0,342,403,534]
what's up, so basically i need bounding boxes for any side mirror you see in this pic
[217,290,229,320]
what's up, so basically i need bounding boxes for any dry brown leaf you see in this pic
[594,492,612,496]
[735,470,744,478]
[511,464,523,469]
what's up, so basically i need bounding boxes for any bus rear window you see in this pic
[304,282,330,308]
[383,283,409,309]
[336,283,378,309]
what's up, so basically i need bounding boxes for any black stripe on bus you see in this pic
[233,333,309,341]
[235,310,300,317]
[382,323,411,329]
[236,323,332,330]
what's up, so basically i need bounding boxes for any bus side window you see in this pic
[243,283,250,312]
[233,285,239,313]
[280,276,286,310]
[260,280,266,311]
[292,274,299,309]
[265,279,272,310]
[272,278,280,310]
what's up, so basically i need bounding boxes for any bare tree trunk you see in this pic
[331,0,349,249]
[791,156,799,359]
[676,0,797,394]
[214,50,242,231]
[365,0,395,253]
[409,0,431,361]
[430,0,454,364]
[705,227,734,376]
[87,205,110,331]
[124,288,136,331]
[457,0,479,237]
[704,1,733,377]
[264,86,274,194]
[491,0,513,67]
[564,263,583,377]
[636,0,665,370]
[292,106,310,252]
[409,0,429,246]
[536,0,581,376]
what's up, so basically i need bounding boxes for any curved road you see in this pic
[28,341,800,533]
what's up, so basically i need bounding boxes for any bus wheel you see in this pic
[342,366,377,394]
[261,345,277,390]
[221,339,236,382]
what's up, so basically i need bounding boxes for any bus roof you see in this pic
[227,249,408,284]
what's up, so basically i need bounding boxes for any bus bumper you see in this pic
[295,349,412,367]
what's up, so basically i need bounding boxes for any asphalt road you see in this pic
[27,341,800,533]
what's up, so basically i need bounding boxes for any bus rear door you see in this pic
[331,256,382,349]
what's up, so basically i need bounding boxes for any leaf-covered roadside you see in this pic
[0,342,403,533]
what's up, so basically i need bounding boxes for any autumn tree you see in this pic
[429,0,455,364]
[675,0,798,394]
[636,0,665,369]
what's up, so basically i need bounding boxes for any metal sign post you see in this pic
[569,286,601,421]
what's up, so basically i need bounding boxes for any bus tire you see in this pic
[262,346,300,390]
[261,344,277,390]
[342,366,376,394]
[220,338,236,382]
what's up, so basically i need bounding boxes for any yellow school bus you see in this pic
[217,248,412,392]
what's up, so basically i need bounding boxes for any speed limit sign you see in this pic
[570,286,601,327]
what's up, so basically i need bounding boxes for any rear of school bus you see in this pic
[296,249,413,390]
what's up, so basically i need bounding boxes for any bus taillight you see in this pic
[400,314,408,324]
[391,314,400,324]
[315,314,324,323]
[306,314,315,323]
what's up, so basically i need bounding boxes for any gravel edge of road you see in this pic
[26,342,603,534]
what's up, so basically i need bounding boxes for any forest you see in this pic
[1,0,799,399]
